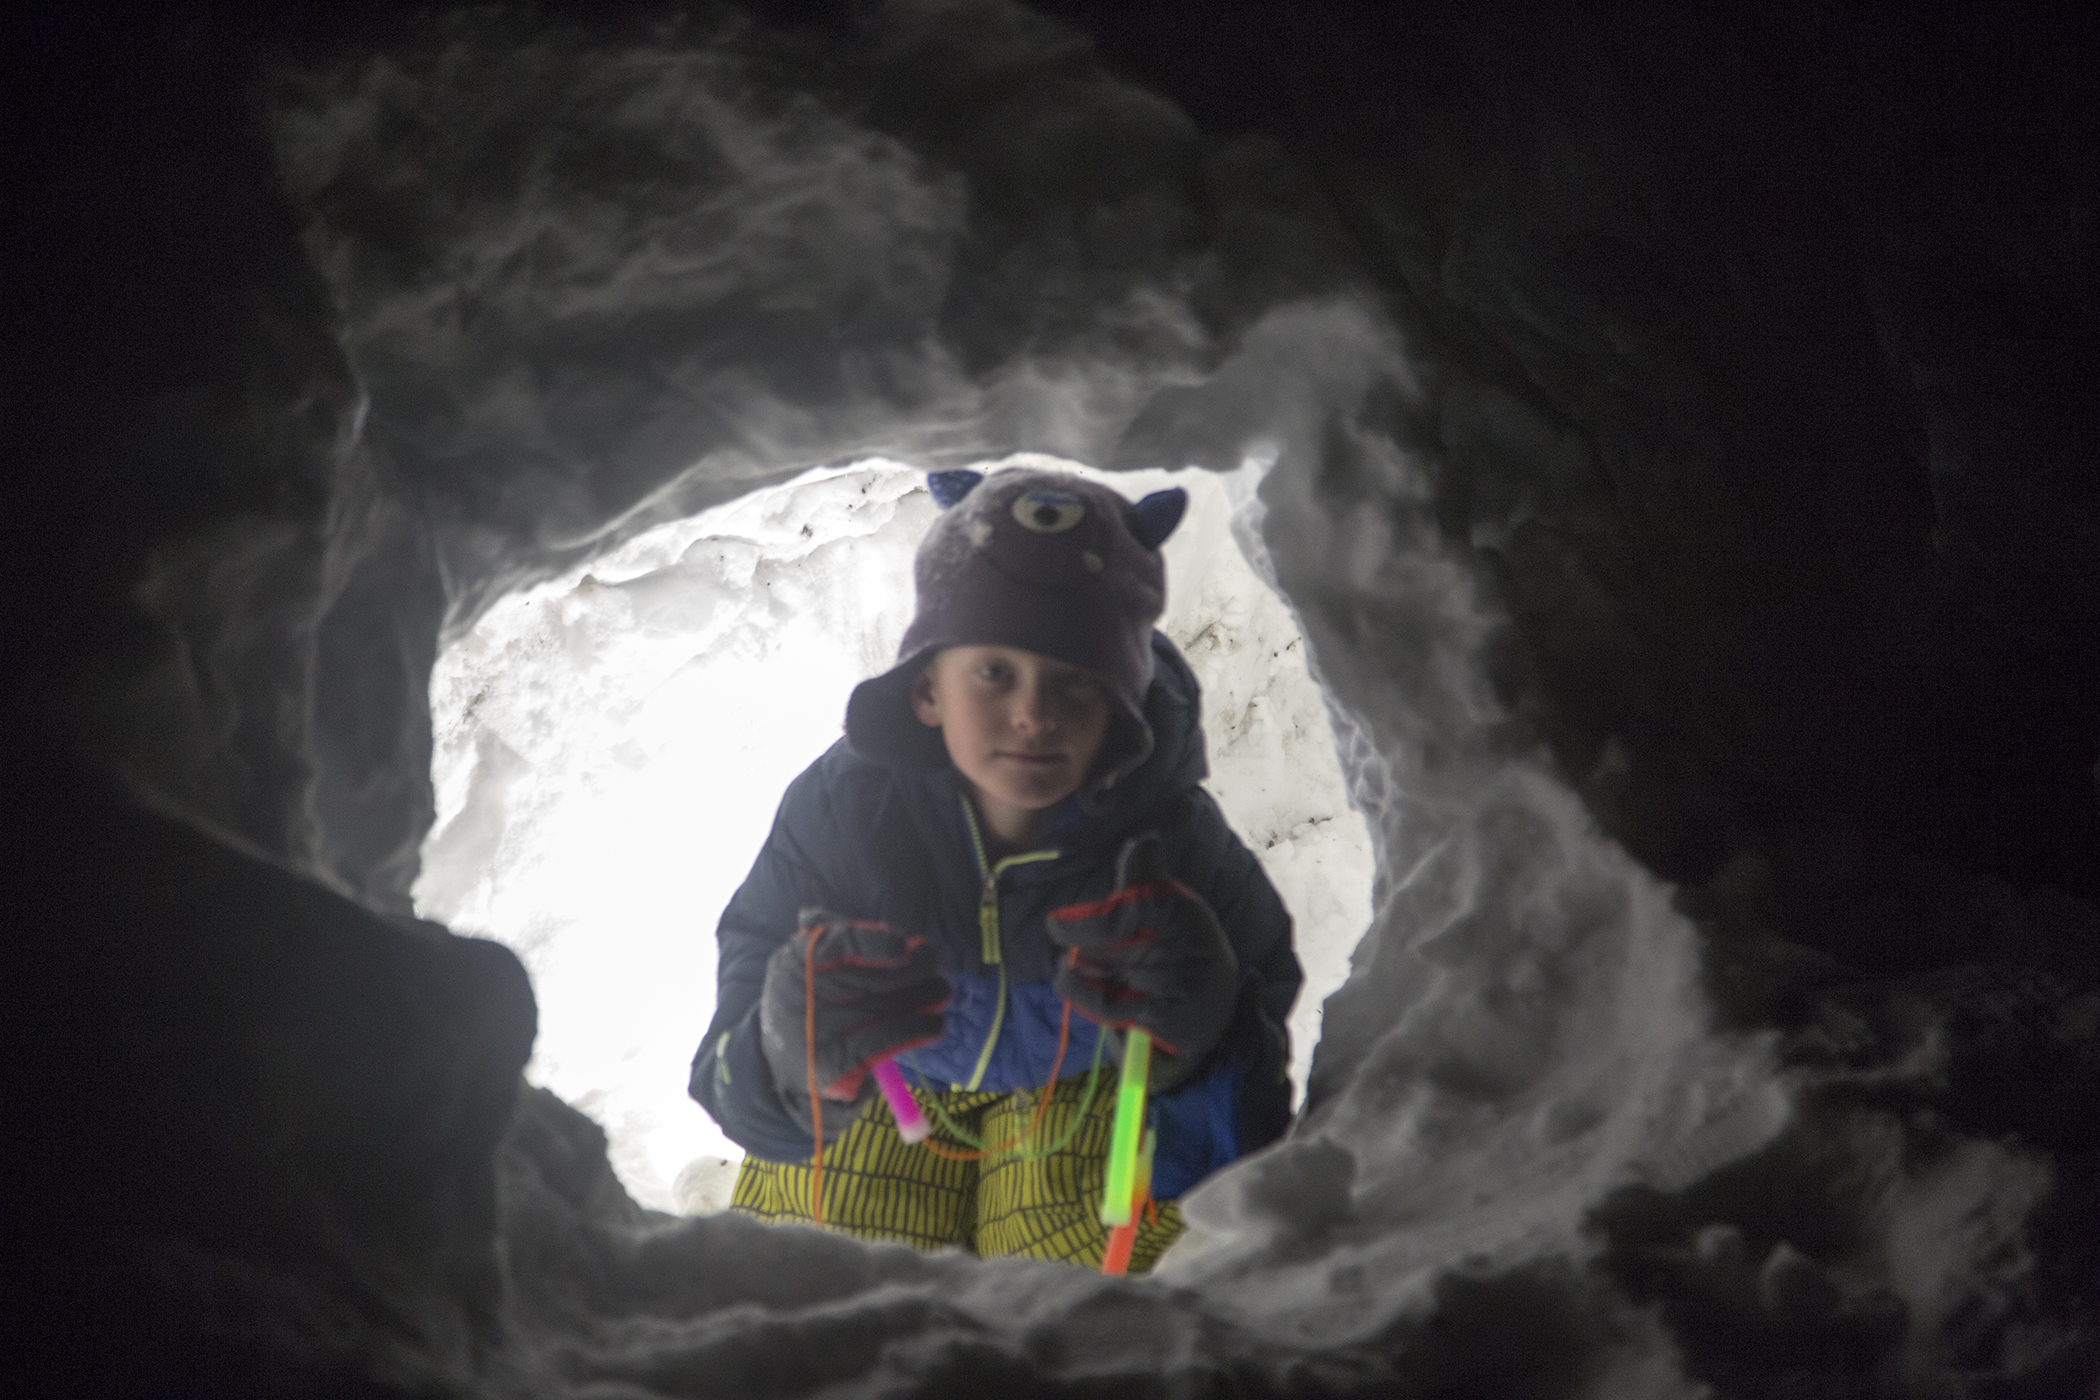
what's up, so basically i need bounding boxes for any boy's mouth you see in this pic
[997,750,1066,766]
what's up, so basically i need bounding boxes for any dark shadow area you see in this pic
[5,3,2094,1395]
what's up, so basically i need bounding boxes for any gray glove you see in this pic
[1048,833,1238,1093]
[759,910,949,1133]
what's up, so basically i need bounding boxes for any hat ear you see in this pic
[927,470,984,509]
[1128,487,1187,550]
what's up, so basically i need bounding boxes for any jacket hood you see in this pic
[1084,631,1208,841]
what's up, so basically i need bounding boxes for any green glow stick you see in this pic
[1100,1028,1152,1227]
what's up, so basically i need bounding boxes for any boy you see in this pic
[688,466,1300,1271]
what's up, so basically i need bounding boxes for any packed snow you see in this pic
[441,387,1795,1394]
[415,454,1374,1214]
[410,313,1796,1394]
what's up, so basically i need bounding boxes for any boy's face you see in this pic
[911,645,1112,823]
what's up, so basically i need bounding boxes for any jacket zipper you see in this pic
[958,797,1058,1092]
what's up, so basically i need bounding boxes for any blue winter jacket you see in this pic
[688,633,1300,1200]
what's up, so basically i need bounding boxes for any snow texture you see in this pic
[414,310,1792,1393]
[415,455,1374,1214]
[25,4,2087,1394]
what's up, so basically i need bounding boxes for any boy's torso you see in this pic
[823,748,1191,1093]
[782,633,1224,1096]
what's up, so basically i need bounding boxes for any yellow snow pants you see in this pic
[730,1071,1185,1272]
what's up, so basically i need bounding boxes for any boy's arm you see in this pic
[687,767,841,1163]
[1148,791,1303,1196]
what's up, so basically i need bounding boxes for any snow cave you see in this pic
[10,4,2098,1397]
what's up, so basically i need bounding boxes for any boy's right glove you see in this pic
[758,909,950,1128]
[1048,832,1239,1093]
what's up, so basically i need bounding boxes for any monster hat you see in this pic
[844,467,1188,801]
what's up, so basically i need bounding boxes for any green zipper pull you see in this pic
[962,798,1000,966]
[955,792,1060,1094]
[979,877,1001,965]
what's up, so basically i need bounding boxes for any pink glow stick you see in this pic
[872,1058,930,1143]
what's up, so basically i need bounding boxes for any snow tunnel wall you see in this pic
[7,3,2098,1395]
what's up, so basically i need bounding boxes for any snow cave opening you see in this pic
[411,453,1375,1215]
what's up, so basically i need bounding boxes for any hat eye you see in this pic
[1012,492,1085,533]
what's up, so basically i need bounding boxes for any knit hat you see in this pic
[845,467,1188,798]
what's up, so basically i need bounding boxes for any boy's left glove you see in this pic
[1048,832,1238,1093]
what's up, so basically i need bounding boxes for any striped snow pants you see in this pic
[730,1071,1185,1272]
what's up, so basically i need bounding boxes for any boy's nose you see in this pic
[1011,686,1055,734]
